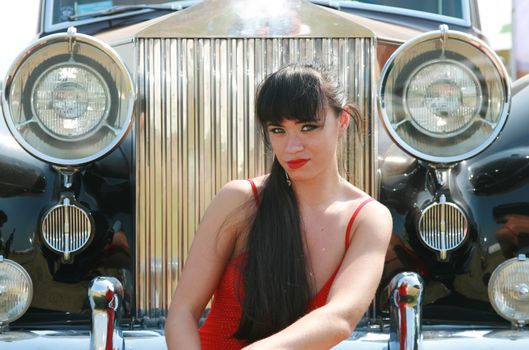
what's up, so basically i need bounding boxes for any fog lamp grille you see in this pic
[41,198,93,260]
[418,196,467,259]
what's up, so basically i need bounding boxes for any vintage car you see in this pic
[2,0,529,349]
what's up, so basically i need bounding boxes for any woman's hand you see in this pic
[237,199,392,350]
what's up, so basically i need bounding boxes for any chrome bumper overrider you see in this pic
[88,277,125,350]
[389,272,424,350]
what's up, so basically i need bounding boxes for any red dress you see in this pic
[199,179,374,349]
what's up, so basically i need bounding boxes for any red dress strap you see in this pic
[247,178,259,206]
[344,197,375,250]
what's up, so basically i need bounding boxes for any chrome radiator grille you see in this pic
[136,37,374,317]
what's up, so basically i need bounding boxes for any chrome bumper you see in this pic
[0,330,166,350]
[2,328,529,350]
[3,274,529,349]
[334,328,529,350]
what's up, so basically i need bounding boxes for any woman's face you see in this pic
[266,106,347,181]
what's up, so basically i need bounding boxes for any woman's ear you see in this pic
[338,108,351,134]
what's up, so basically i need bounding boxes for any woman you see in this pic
[165,64,392,349]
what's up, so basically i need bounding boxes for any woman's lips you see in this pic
[286,159,309,169]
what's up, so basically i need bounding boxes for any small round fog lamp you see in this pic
[0,257,33,325]
[488,256,529,325]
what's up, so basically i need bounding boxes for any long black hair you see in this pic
[234,64,360,342]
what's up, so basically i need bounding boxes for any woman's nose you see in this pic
[285,133,304,153]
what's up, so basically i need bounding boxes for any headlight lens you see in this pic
[406,61,481,137]
[488,256,529,325]
[379,27,510,163]
[33,63,110,140]
[0,257,33,324]
[2,30,134,165]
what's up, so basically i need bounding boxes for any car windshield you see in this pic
[50,0,186,24]
[51,0,465,24]
[348,0,464,19]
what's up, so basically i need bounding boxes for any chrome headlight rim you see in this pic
[488,256,529,325]
[0,257,33,324]
[2,31,135,166]
[379,28,510,164]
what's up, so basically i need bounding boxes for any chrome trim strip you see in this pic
[388,272,424,350]
[135,36,375,317]
[88,277,124,350]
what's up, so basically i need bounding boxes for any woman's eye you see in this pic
[269,128,284,134]
[301,124,319,132]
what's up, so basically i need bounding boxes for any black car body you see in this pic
[2,0,529,349]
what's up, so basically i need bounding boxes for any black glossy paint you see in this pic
[379,82,529,325]
[0,110,134,327]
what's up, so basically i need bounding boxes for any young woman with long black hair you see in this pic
[165,64,392,350]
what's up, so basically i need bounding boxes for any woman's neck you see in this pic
[291,166,344,211]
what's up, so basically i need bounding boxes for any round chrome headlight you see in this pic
[0,257,33,324]
[488,256,529,325]
[2,28,134,165]
[379,26,510,163]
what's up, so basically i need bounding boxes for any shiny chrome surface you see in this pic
[88,277,124,350]
[388,272,424,350]
[0,330,166,349]
[41,197,93,261]
[418,195,468,260]
[138,0,374,38]
[3,328,529,349]
[135,0,375,318]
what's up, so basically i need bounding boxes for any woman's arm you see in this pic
[165,180,255,350]
[243,201,392,350]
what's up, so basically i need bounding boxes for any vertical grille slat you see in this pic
[136,37,375,317]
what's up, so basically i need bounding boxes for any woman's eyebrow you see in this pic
[267,122,283,127]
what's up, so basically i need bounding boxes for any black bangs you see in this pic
[256,65,327,125]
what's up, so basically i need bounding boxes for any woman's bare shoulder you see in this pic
[213,179,259,208]
[208,176,268,215]
[248,174,269,189]
[339,179,391,228]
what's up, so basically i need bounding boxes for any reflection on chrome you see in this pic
[88,277,124,350]
[388,272,424,350]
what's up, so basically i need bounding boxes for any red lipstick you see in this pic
[286,159,309,169]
